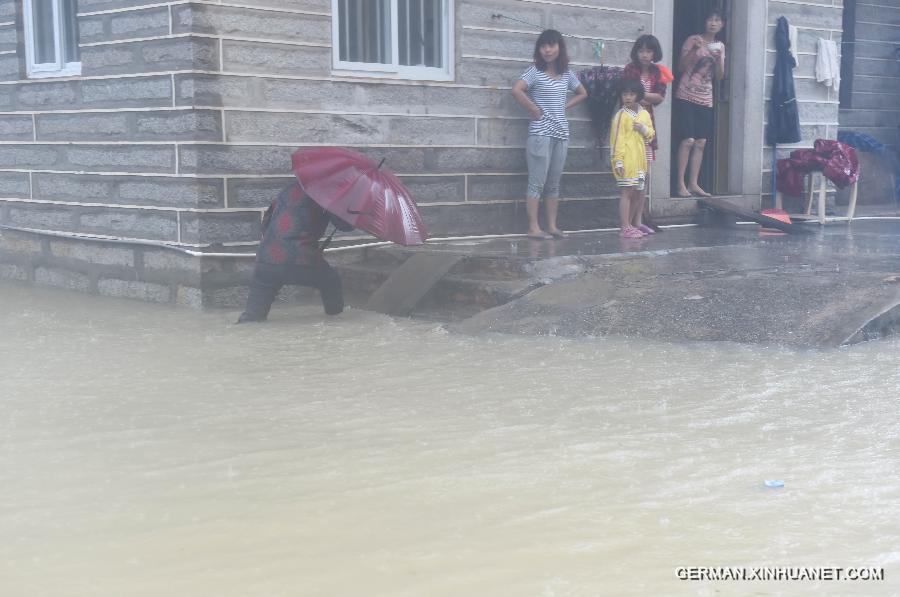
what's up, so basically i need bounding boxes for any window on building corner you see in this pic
[332,0,453,81]
[24,0,81,78]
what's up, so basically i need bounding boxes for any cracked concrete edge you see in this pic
[831,295,900,346]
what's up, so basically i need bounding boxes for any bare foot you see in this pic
[546,228,566,239]
[676,186,692,198]
[689,186,712,197]
[526,228,552,240]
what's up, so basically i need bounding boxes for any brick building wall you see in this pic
[3,0,898,307]
[0,0,660,246]
[839,0,900,150]
[762,0,845,206]
[0,0,260,245]
[144,0,654,236]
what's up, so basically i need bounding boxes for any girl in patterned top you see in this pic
[511,29,587,240]
[622,34,668,234]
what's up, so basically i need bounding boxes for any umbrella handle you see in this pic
[320,226,337,251]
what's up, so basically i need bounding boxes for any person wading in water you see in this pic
[237,181,353,323]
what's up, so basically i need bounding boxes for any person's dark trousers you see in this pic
[238,261,343,322]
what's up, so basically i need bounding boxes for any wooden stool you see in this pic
[775,172,858,224]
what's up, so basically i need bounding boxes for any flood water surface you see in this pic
[2,283,899,596]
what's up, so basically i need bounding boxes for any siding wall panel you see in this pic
[839,1,900,149]
[762,0,848,203]
[3,0,897,250]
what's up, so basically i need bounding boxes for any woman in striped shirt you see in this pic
[511,29,587,240]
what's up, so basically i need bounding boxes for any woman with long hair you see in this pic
[511,29,587,239]
[673,10,726,198]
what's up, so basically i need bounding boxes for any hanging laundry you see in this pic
[815,38,841,91]
[768,16,801,145]
[788,25,799,61]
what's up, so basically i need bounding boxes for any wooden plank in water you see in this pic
[699,197,813,234]
[364,252,464,316]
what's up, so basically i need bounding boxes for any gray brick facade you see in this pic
[2,0,897,306]
[760,0,845,205]
[838,0,900,150]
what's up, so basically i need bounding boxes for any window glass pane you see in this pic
[61,0,80,63]
[31,0,57,64]
[338,0,391,64]
[399,0,442,68]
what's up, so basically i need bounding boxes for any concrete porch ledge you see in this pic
[441,220,900,347]
[3,219,899,347]
[340,219,900,347]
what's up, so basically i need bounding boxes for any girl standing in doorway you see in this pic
[512,29,587,240]
[673,10,726,198]
[622,34,668,234]
[611,79,655,238]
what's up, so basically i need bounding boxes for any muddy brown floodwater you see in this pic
[2,283,898,595]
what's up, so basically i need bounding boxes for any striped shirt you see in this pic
[520,66,581,139]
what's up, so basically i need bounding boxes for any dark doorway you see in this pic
[671,0,733,195]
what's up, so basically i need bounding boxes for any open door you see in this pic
[671,0,733,195]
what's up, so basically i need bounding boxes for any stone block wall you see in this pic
[7,0,899,308]
[838,0,900,150]
[15,0,878,248]
[762,0,845,206]
[0,0,253,248]
[0,0,662,247]
[168,0,654,236]
[0,227,262,308]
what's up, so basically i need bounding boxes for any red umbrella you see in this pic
[291,147,427,246]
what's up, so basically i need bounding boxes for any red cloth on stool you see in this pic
[776,139,860,197]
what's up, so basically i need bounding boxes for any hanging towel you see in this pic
[816,38,840,91]
[788,25,799,61]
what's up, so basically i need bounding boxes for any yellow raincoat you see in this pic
[610,107,655,188]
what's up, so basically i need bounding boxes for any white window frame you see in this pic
[331,0,454,82]
[22,0,81,78]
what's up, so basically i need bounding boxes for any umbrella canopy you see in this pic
[291,147,427,246]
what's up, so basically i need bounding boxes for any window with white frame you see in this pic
[332,0,453,80]
[23,0,80,78]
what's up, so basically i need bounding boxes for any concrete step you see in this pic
[364,253,464,316]
[335,257,541,320]
[344,245,533,280]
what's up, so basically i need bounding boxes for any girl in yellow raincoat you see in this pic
[610,79,655,238]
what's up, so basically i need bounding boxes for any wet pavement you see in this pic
[405,219,900,260]
[352,219,900,347]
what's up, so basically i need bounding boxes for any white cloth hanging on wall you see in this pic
[816,38,841,91]
[788,25,799,60]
